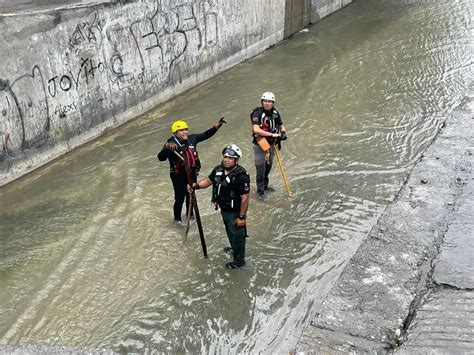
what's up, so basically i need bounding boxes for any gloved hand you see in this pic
[215,117,227,129]
[235,215,246,228]
[280,131,287,141]
[165,142,177,151]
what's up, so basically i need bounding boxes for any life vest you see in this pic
[172,137,199,174]
[212,165,248,211]
[251,107,280,143]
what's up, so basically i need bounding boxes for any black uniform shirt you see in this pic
[209,164,250,212]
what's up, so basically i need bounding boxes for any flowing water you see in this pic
[1,0,473,352]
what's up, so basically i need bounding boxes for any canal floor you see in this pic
[1,0,473,352]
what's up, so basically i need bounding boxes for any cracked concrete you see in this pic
[296,87,474,354]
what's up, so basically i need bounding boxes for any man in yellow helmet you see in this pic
[158,117,225,225]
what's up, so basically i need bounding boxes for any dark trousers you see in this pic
[221,211,246,266]
[253,144,275,194]
[170,173,193,221]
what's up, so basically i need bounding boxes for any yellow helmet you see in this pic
[171,120,189,133]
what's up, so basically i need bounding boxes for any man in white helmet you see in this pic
[191,144,250,269]
[250,91,287,199]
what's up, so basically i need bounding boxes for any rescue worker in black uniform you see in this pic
[191,144,250,269]
[250,92,287,199]
[158,119,224,225]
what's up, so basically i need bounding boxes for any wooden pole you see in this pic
[173,149,208,257]
[273,144,293,197]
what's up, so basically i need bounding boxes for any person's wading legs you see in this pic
[222,211,246,266]
[223,215,233,248]
[254,145,275,194]
[264,158,273,190]
[254,145,267,195]
[170,173,187,221]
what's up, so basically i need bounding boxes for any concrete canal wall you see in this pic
[0,0,352,186]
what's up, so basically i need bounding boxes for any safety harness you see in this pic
[251,107,280,144]
[212,165,248,211]
[171,136,199,174]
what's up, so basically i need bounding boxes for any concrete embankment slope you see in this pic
[0,0,352,187]
[296,87,474,353]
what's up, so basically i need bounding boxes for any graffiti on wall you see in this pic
[0,0,220,163]
[69,12,105,49]
[47,57,107,97]
[0,66,50,156]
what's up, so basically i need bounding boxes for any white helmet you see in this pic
[261,91,275,102]
[222,144,242,159]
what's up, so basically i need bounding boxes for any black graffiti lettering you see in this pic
[54,105,64,117]
[70,67,82,88]
[84,64,90,84]
[88,60,98,77]
[80,57,89,68]
[69,12,103,48]
[97,61,105,72]
[143,31,160,51]
[110,54,124,76]
[46,57,105,97]
[77,57,87,85]
[6,65,51,150]
[60,75,72,91]
[87,27,97,42]
[70,27,86,47]
[48,76,58,97]
[54,101,77,117]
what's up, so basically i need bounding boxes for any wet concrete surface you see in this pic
[296,87,474,353]
[432,179,474,290]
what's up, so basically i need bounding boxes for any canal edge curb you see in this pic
[295,84,474,353]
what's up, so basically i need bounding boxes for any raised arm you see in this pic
[194,117,225,143]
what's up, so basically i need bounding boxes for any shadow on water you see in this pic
[0,0,473,352]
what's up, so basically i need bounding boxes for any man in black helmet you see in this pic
[250,91,287,199]
[191,144,250,269]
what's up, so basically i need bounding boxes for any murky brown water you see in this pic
[1,0,473,352]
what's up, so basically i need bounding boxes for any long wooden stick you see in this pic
[273,144,293,197]
[184,195,192,238]
[173,149,208,257]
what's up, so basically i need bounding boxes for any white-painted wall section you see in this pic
[311,0,353,22]
[0,0,351,186]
